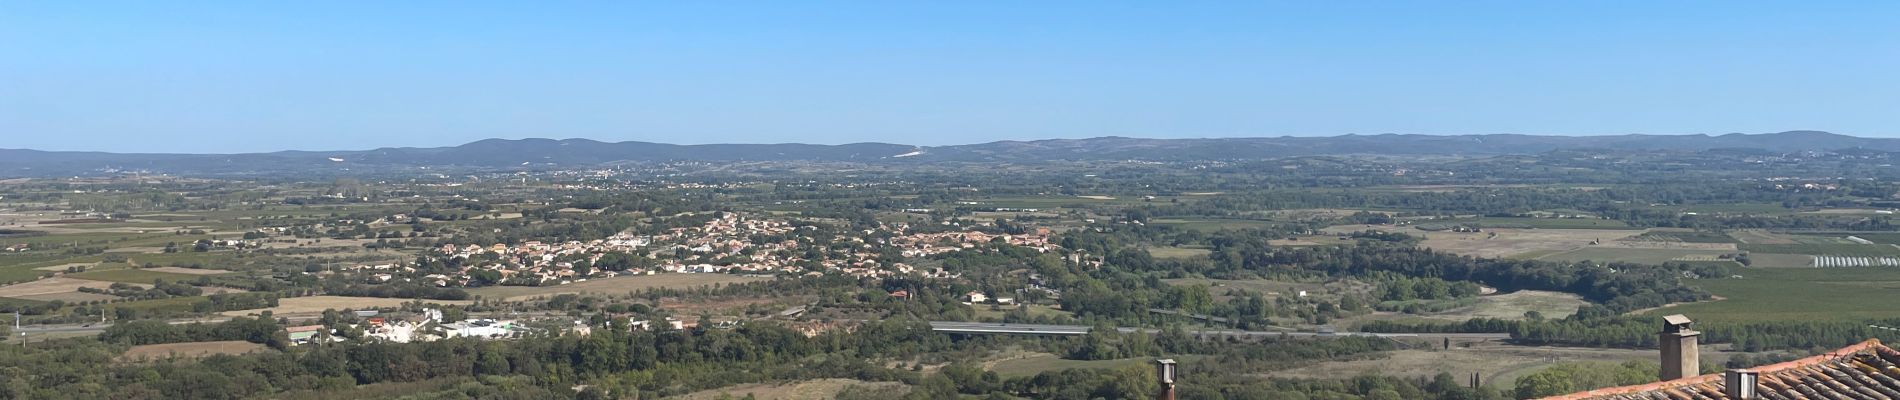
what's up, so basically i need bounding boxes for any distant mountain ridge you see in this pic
[1,131,1894,176]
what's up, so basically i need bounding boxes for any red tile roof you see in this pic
[1542,339,1900,400]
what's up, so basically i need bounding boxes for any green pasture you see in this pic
[68,268,210,284]
[1738,244,1900,256]
[1656,267,1900,323]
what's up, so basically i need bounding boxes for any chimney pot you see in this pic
[1724,369,1759,399]
[1155,359,1178,400]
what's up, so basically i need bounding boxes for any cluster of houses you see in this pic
[888,228,1054,258]
[425,233,654,286]
[284,309,538,345]
[281,308,803,346]
[419,212,1057,287]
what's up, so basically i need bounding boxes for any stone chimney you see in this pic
[1724,369,1758,399]
[1659,314,1700,381]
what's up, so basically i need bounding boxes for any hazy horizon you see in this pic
[5,2,1897,152]
[0,130,1868,154]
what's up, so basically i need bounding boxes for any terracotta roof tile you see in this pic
[1542,339,1900,400]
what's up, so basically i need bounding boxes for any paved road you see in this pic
[929,321,1510,340]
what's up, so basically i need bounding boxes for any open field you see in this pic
[0,277,147,299]
[118,341,270,362]
[1147,246,1212,259]
[1624,230,1740,244]
[142,266,234,275]
[1804,208,1893,215]
[1594,240,1736,250]
[1416,217,1636,230]
[14,291,119,302]
[1448,291,1585,320]
[110,296,210,313]
[1738,243,1900,256]
[1537,248,1736,265]
[1343,291,1586,328]
[1842,234,1900,245]
[33,262,98,271]
[68,268,213,284]
[1415,228,1648,259]
[1730,230,1799,244]
[1657,268,1900,323]
[1747,253,1815,268]
[221,295,472,317]
[467,273,772,301]
[668,379,908,400]
[1786,235,1862,245]
[1267,342,1733,390]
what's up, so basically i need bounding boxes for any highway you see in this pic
[928,321,1510,340]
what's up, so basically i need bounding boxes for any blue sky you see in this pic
[2,1,1896,153]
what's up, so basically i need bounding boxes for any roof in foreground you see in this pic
[1542,339,1900,400]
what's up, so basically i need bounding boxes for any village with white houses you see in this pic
[281,306,756,346]
[376,212,1058,289]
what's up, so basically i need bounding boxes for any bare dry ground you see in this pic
[468,273,772,301]
[1419,228,1648,259]
[118,341,269,362]
[221,295,472,317]
[33,262,97,271]
[666,379,907,400]
[143,266,234,275]
[0,277,148,299]
[14,291,119,302]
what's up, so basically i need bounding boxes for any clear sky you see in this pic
[2,1,1897,153]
